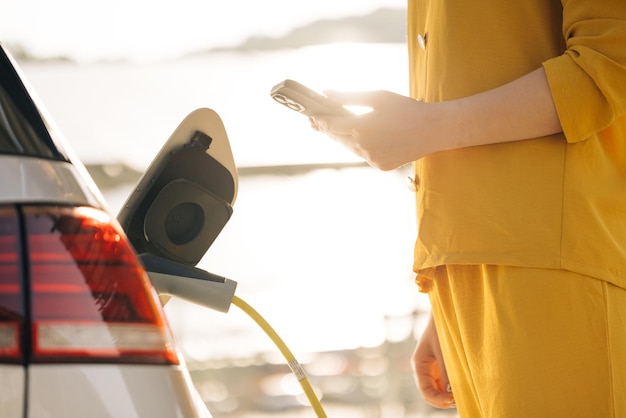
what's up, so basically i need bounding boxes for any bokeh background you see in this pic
[1,2,458,416]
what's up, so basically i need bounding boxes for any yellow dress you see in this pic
[408,0,626,416]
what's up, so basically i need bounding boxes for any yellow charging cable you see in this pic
[231,295,327,417]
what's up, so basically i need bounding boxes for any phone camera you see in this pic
[272,93,306,112]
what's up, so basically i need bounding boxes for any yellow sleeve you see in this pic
[542,0,626,143]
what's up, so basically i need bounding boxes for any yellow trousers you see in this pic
[421,265,626,418]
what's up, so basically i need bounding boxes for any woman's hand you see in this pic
[412,314,456,409]
[309,90,436,171]
[309,68,562,171]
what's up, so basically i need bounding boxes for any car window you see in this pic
[0,47,63,159]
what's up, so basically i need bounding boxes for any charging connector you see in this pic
[142,254,327,417]
[141,254,237,313]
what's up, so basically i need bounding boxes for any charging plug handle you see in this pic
[140,253,237,313]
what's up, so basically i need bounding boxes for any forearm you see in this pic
[313,67,563,170]
[427,67,562,154]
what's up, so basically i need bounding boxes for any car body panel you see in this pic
[0,155,101,207]
[28,364,211,418]
[0,43,213,418]
[0,365,24,418]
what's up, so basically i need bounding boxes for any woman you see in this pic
[311,0,626,416]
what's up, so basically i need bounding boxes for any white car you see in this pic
[0,43,214,418]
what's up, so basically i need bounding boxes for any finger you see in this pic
[420,386,456,409]
[309,117,321,131]
[434,350,451,393]
[413,349,455,409]
[310,116,356,137]
[416,367,456,409]
[323,90,381,107]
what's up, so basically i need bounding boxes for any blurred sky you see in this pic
[0,0,406,62]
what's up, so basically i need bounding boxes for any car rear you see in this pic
[0,44,211,417]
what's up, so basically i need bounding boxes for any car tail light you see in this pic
[0,204,180,365]
[0,206,23,363]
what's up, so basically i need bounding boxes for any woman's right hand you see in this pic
[309,90,436,171]
[412,314,456,409]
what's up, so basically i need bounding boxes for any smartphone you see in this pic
[270,79,352,117]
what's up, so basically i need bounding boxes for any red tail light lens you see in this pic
[24,205,179,364]
[0,206,23,362]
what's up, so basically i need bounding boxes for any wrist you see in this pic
[420,100,470,156]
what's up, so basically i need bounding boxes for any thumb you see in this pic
[323,90,382,107]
